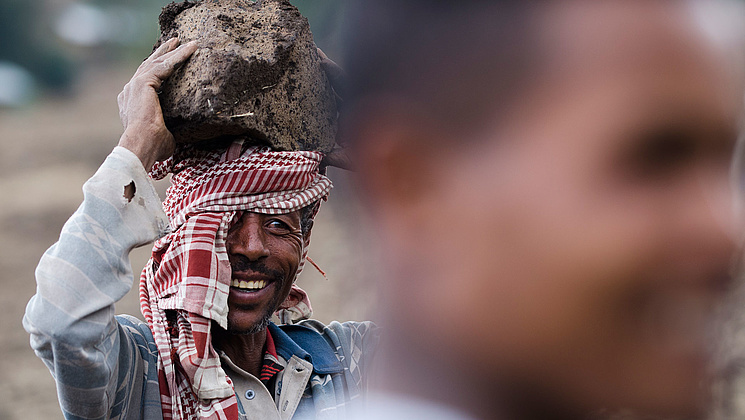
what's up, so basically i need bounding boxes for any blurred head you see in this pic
[344,0,745,417]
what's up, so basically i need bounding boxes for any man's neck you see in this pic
[212,327,268,378]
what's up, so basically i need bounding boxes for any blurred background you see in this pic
[0,1,377,418]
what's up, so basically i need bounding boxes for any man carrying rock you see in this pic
[23,37,376,420]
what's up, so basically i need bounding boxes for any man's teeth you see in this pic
[231,279,268,290]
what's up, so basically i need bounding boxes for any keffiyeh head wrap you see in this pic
[139,140,332,420]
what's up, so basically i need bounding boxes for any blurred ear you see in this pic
[350,97,440,217]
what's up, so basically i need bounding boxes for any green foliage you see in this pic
[0,0,344,95]
[0,0,75,92]
[293,0,346,57]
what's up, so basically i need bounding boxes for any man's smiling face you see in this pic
[225,210,304,334]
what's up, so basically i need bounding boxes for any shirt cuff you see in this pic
[83,146,171,246]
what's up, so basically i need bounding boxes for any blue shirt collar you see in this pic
[268,322,343,375]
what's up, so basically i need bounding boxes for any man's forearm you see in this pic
[23,146,169,418]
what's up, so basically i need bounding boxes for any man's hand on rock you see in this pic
[316,48,353,170]
[117,37,198,172]
[317,48,345,102]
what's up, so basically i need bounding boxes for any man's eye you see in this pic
[266,220,291,231]
[627,128,698,177]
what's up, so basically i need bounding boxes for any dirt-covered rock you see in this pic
[155,0,338,152]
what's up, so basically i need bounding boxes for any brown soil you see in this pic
[156,0,338,152]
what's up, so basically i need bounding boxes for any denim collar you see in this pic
[268,322,343,375]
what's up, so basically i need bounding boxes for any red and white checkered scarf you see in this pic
[139,140,332,420]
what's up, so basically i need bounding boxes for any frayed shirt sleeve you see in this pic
[23,147,169,420]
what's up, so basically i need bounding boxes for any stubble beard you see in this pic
[226,286,284,335]
[230,312,273,335]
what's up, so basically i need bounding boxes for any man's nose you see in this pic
[228,214,271,261]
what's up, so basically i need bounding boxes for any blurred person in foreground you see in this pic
[23,38,378,420]
[343,1,745,419]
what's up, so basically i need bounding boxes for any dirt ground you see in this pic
[0,65,377,420]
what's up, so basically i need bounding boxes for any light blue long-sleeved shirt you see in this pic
[23,147,378,420]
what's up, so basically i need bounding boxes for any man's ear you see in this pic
[279,286,304,310]
[351,98,440,214]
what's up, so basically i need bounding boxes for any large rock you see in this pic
[155,0,337,152]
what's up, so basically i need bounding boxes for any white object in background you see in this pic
[0,61,36,107]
